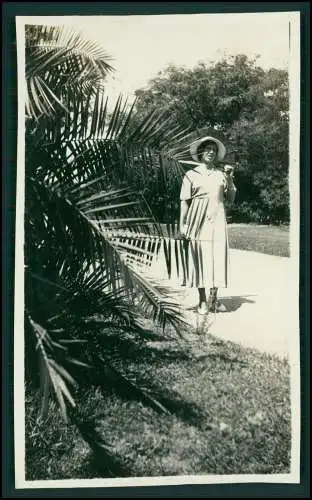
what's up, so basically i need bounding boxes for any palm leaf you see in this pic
[25,24,114,120]
[28,316,77,422]
[27,173,187,334]
[26,91,197,320]
[24,24,205,475]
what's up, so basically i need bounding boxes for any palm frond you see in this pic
[25,60,199,435]
[28,315,78,422]
[27,172,188,333]
[25,24,114,120]
[26,86,200,322]
[24,24,207,476]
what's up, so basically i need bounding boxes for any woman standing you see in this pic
[179,136,237,314]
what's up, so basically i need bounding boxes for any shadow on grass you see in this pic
[143,389,207,428]
[90,365,205,428]
[76,453,133,479]
[69,411,134,478]
[75,323,251,431]
[88,330,193,365]
[63,317,264,477]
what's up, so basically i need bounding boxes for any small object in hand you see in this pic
[224,165,234,176]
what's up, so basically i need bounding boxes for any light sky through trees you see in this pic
[20,12,293,108]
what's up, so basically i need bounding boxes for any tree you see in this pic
[133,56,289,224]
[24,24,191,475]
[227,68,289,223]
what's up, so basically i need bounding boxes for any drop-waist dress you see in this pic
[180,165,236,288]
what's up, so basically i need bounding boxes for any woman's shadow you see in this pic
[191,295,257,336]
[186,294,256,313]
[216,295,256,312]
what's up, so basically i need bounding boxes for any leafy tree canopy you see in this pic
[133,55,289,224]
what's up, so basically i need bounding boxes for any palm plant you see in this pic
[24,23,198,474]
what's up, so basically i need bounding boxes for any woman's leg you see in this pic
[209,287,227,312]
[197,287,209,314]
[210,287,218,303]
[198,287,207,306]
[198,287,218,306]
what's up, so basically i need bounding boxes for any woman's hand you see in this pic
[224,165,234,179]
[177,223,189,239]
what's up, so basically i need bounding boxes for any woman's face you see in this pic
[200,142,218,165]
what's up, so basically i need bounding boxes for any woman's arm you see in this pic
[223,166,237,206]
[180,200,191,232]
[179,171,192,234]
[225,177,237,205]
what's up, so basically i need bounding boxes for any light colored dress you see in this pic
[180,164,236,288]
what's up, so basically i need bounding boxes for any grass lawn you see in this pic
[26,329,291,480]
[227,223,290,257]
[158,222,290,257]
[25,223,291,480]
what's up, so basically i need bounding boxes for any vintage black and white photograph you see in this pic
[14,9,301,489]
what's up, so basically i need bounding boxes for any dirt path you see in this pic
[142,248,298,359]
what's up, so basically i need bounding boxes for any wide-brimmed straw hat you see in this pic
[189,136,226,162]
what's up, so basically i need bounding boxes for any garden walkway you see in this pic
[142,248,298,359]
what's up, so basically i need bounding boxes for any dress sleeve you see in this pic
[180,171,193,201]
